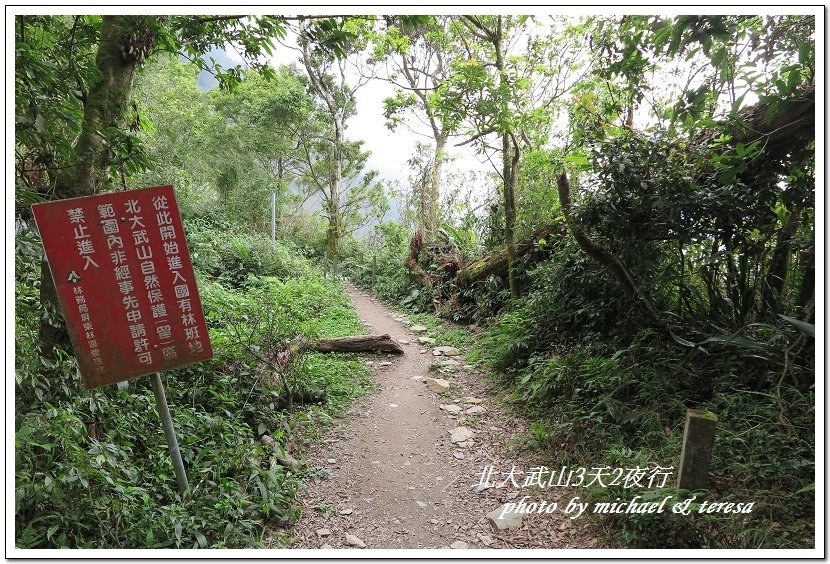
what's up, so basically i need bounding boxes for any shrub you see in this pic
[342,221,423,308]
[184,211,311,287]
[15,228,369,548]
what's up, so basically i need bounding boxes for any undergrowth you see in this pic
[471,256,815,549]
[15,217,372,549]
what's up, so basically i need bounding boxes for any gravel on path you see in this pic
[273,285,599,550]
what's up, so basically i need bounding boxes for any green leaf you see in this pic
[256,477,268,501]
[669,331,697,348]
[670,331,709,355]
[15,425,34,446]
[798,43,811,65]
[717,170,737,184]
[796,482,815,494]
[787,67,802,92]
[698,333,770,351]
[735,142,746,157]
[777,314,815,338]
[564,153,590,170]
[764,102,780,125]
[194,531,208,548]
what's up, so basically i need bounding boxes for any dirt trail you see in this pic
[279,285,596,550]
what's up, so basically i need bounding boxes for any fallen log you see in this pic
[454,222,565,287]
[312,334,404,354]
[698,83,814,161]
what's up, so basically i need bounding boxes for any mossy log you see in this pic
[454,222,565,287]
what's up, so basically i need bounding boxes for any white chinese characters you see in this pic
[68,207,99,270]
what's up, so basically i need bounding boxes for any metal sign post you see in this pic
[271,191,276,244]
[150,373,189,495]
[32,185,212,496]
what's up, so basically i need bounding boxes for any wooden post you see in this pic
[678,409,717,490]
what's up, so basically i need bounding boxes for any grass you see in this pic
[469,319,815,548]
[297,355,374,417]
[289,281,375,426]
[15,253,376,549]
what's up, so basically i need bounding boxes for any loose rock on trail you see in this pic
[272,285,598,550]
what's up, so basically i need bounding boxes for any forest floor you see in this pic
[274,285,601,550]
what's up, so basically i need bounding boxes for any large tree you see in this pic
[209,66,313,230]
[552,15,815,327]
[295,17,378,264]
[15,14,354,354]
[19,16,169,353]
[374,16,459,243]
[295,108,389,260]
[436,15,588,297]
[131,57,220,209]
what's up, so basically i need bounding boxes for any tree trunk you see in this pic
[38,15,160,355]
[556,172,661,322]
[398,35,449,246]
[454,223,564,287]
[762,206,801,313]
[300,32,344,267]
[699,84,814,162]
[58,16,159,198]
[325,114,344,264]
[38,259,66,355]
[424,134,447,243]
[273,156,285,236]
[503,133,520,298]
[325,198,340,265]
[415,166,431,243]
[406,230,433,287]
[494,16,520,299]
[313,334,404,354]
[795,247,814,314]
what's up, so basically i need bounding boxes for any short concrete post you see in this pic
[678,409,717,490]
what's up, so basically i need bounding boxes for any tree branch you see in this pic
[557,172,662,324]
[461,15,496,43]
[192,15,248,24]
[455,127,497,148]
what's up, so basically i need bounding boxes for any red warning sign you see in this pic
[32,185,213,389]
